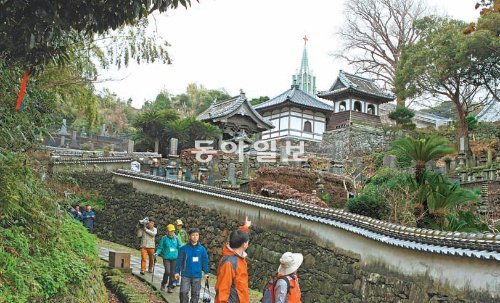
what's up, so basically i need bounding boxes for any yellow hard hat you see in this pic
[175,219,183,226]
[166,224,175,232]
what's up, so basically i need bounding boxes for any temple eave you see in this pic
[319,89,393,103]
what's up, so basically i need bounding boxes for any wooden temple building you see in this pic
[197,90,274,142]
[318,70,394,129]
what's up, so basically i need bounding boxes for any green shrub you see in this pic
[0,153,106,302]
[75,194,106,211]
[444,211,489,232]
[371,152,384,170]
[366,168,411,189]
[320,192,332,204]
[347,194,390,220]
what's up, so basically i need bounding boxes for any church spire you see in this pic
[292,35,316,96]
[300,35,309,75]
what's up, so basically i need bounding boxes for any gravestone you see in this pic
[198,167,208,184]
[57,119,69,147]
[435,166,445,175]
[487,149,493,165]
[334,141,343,161]
[228,163,236,185]
[169,138,179,156]
[426,159,436,171]
[280,148,288,164]
[459,137,465,153]
[331,163,344,175]
[184,170,192,182]
[242,155,249,180]
[166,165,177,180]
[207,162,215,186]
[58,119,69,136]
[100,124,106,136]
[154,140,159,154]
[80,127,87,137]
[130,161,141,172]
[70,130,79,149]
[59,135,66,147]
[127,140,134,155]
[450,159,457,172]
[382,155,396,169]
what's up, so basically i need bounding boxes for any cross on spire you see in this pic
[303,35,308,45]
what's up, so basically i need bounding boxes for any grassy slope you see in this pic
[0,153,106,303]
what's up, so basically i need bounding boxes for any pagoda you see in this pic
[318,70,394,130]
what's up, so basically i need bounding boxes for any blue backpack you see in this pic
[260,275,290,303]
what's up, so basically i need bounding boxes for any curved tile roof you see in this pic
[197,93,274,129]
[114,169,500,259]
[253,86,333,112]
[318,70,394,101]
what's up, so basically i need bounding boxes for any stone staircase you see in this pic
[478,181,490,215]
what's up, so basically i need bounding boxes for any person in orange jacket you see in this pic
[274,252,303,303]
[215,217,252,303]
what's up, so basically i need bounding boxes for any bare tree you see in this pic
[334,0,427,107]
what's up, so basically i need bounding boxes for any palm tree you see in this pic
[412,172,479,229]
[425,173,478,213]
[392,135,455,227]
[133,109,179,152]
[165,116,220,151]
[392,136,455,185]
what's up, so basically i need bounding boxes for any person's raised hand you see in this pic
[244,216,251,228]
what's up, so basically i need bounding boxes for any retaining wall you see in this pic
[69,172,500,302]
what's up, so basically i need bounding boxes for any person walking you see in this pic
[68,203,82,221]
[215,217,252,303]
[155,224,182,293]
[175,228,210,303]
[173,219,189,287]
[140,218,157,275]
[81,204,95,233]
[174,219,189,245]
[274,252,303,303]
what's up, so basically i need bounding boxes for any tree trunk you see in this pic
[396,95,405,108]
[455,101,470,155]
[415,163,426,186]
[414,162,428,228]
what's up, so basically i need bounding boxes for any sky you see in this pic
[95,0,481,109]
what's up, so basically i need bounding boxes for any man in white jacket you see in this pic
[140,218,157,275]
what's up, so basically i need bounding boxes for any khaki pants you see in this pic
[141,247,155,272]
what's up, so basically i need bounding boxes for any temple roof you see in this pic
[197,91,274,131]
[253,85,333,112]
[318,70,394,102]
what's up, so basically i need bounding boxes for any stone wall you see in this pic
[71,172,496,302]
[320,125,393,159]
[488,181,500,217]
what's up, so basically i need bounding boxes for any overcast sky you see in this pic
[95,0,480,108]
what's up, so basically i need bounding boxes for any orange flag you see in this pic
[15,70,29,111]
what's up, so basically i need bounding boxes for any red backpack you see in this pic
[260,275,290,303]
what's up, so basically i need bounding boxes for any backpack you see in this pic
[260,275,290,303]
[218,255,239,302]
